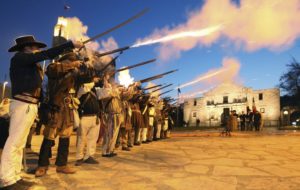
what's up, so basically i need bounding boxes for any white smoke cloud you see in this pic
[62,17,119,67]
[136,0,300,61]
[117,69,134,88]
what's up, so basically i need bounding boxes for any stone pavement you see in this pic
[18,133,300,190]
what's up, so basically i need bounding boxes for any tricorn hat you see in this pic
[8,35,47,52]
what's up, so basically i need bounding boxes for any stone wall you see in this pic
[183,83,280,127]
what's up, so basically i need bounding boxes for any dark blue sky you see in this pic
[0,0,299,98]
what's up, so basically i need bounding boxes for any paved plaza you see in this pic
[17,132,300,190]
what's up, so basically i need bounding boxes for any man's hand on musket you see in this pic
[72,40,84,49]
[134,81,141,87]
[93,77,101,83]
[74,60,83,67]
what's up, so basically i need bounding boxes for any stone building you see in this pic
[183,83,280,127]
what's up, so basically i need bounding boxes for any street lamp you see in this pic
[2,81,8,101]
[283,110,289,126]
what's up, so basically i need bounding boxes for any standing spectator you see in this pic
[253,110,262,131]
[239,111,246,131]
[231,110,238,131]
[246,107,254,131]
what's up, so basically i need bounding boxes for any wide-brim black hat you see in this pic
[8,35,47,52]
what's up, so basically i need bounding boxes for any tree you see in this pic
[279,57,300,108]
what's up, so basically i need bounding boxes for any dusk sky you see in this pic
[1,0,299,98]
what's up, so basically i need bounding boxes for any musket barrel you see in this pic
[152,83,173,92]
[158,89,173,96]
[115,58,156,73]
[143,84,162,90]
[139,75,163,83]
[96,46,130,57]
[138,69,178,83]
[100,55,119,72]
[83,8,149,44]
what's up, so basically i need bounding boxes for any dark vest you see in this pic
[10,53,43,98]
[9,41,74,103]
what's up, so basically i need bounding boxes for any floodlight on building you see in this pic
[283,110,289,115]
[53,17,68,38]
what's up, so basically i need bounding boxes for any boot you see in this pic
[122,147,131,151]
[35,166,48,177]
[38,138,54,167]
[2,182,30,190]
[17,179,36,187]
[56,165,76,174]
[55,138,70,166]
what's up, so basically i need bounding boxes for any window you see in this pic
[194,100,197,106]
[259,93,263,100]
[192,112,197,117]
[223,96,228,104]
[206,100,214,105]
[260,108,265,113]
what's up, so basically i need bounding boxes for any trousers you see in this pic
[0,100,37,187]
[141,128,148,142]
[76,116,100,160]
[102,114,121,155]
[38,137,70,167]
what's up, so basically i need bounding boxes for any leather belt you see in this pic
[14,94,39,104]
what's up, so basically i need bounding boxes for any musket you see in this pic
[143,84,162,90]
[138,69,178,83]
[163,97,174,101]
[115,58,156,73]
[151,83,173,93]
[99,55,119,73]
[83,8,149,45]
[95,46,130,57]
[158,89,174,97]
[139,75,163,83]
[102,58,156,78]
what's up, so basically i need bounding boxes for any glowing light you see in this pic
[131,24,223,48]
[57,17,68,27]
[54,17,68,38]
[117,69,134,88]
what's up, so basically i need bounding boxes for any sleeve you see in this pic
[13,41,75,66]
[46,62,77,77]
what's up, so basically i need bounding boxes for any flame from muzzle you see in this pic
[178,70,226,89]
[117,69,134,88]
[131,24,223,48]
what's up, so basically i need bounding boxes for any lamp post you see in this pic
[283,110,289,126]
[2,81,8,102]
